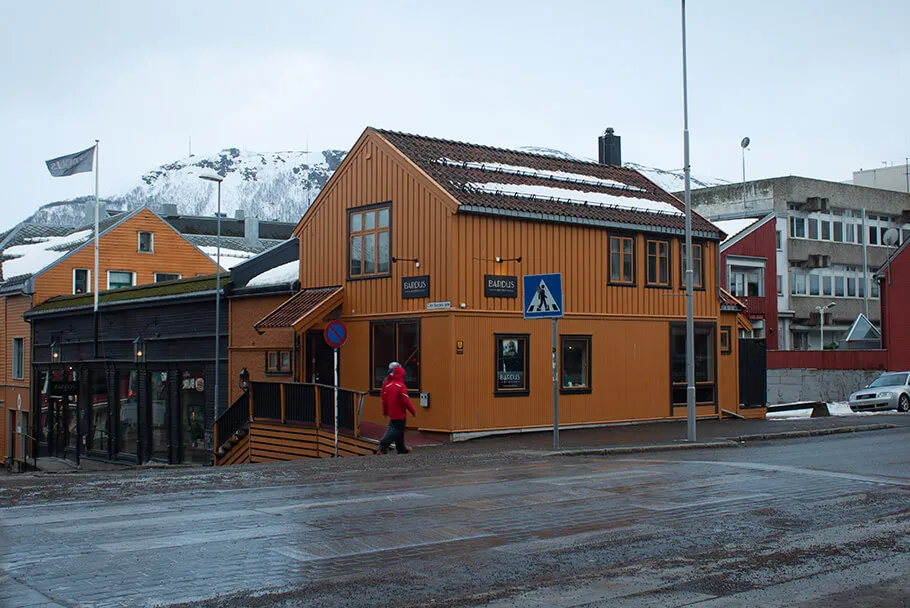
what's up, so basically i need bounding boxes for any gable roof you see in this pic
[715,213,776,250]
[875,236,910,278]
[374,128,723,239]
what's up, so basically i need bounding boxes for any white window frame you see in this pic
[154,272,182,283]
[107,270,135,290]
[138,231,154,253]
[12,338,24,380]
[73,268,91,294]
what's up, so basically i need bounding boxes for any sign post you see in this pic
[323,320,348,457]
[523,273,564,449]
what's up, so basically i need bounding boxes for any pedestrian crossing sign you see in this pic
[523,273,564,319]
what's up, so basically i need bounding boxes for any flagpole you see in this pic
[93,139,100,359]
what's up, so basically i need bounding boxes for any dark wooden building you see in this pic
[26,275,228,465]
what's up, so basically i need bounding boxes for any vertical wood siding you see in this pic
[721,219,779,348]
[228,294,296,404]
[34,209,218,304]
[1,295,33,458]
[297,136,452,315]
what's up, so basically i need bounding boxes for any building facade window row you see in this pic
[790,265,880,299]
[788,208,910,246]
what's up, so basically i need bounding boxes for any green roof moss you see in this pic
[31,274,231,312]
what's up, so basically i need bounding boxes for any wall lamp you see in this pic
[392,256,420,269]
[239,367,250,391]
[51,341,61,362]
[495,256,522,263]
[133,336,146,363]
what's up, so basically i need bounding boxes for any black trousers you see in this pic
[378,419,408,453]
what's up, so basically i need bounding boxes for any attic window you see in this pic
[348,204,391,279]
[138,232,154,253]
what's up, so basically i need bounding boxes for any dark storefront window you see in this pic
[560,335,591,393]
[117,371,139,456]
[90,370,110,453]
[180,369,206,464]
[370,320,420,391]
[670,324,716,406]
[149,372,169,461]
[495,334,529,396]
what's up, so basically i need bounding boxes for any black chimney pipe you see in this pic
[598,128,621,166]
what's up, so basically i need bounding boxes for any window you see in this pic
[154,272,181,283]
[90,370,109,453]
[729,267,762,297]
[117,371,139,456]
[349,204,390,278]
[680,243,703,289]
[791,272,806,295]
[495,334,529,395]
[790,216,806,238]
[670,324,715,406]
[834,276,845,297]
[371,320,420,391]
[720,326,732,354]
[809,274,820,296]
[138,232,154,253]
[609,235,634,285]
[560,335,591,393]
[265,350,292,374]
[73,268,90,294]
[822,275,832,296]
[846,223,856,243]
[833,221,844,242]
[793,331,809,350]
[646,239,670,287]
[871,278,880,298]
[12,338,24,380]
[107,271,134,290]
[808,218,818,240]
[820,219,830,241]
[777,275,783,296]
[868,224,878,245]
[847,277,856,297]
[776,230,782,250]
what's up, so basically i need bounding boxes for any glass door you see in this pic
[148,371,169,462]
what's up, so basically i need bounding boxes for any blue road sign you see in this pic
[523,273,564,319]
[323,320,348,348]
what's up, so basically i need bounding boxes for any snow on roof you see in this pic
[198,246,258,270]
[2,229,93,278]
[465,182,684,216]
[436,158,647,192]
[246,260,298,287]
[713,218,760,243]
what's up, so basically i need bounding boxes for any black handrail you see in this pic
[214,391,249,448]
[12,431,38,472]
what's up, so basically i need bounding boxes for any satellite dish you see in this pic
[741,137,750,149]
[882,228,899,246]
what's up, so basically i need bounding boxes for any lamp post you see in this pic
[199,170,224,426]
[740,137,750,206]
[681,0,696,441]
[816,302,836,350]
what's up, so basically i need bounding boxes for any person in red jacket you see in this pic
[377,362,416,454]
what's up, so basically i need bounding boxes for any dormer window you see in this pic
[138,232,154,253]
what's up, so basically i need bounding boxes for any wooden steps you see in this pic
[215,420,378,465]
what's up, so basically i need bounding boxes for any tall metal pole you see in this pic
[214,180,222,422]
[741,146,746,206]
[93,139,100,359]
[820,308,825,350]
[552,317,559,450]
[681,0,696,442]
[862,208,869,318]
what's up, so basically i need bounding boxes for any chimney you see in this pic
[244,216,261,248]
[598,127,622,166]
[160,203,178,217]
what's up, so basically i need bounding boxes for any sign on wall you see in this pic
[484,274,518,298]
[402,275,430,299]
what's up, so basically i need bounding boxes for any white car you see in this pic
[848,371,910,412]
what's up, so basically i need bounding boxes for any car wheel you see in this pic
[899,394,910,413]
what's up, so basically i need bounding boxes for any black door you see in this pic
[47,397,67,457]
[306,330,336,385]
[739,338,767,407]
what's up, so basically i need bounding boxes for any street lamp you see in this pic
[681,0,696,441]
[740,137,750,206]
[199,169,224,425]
[816,302,836,350]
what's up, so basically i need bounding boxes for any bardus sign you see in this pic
[484,274,518,298]
[402,275,430,299]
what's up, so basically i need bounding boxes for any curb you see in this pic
[554,423,898,457]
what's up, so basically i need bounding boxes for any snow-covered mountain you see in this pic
[27,148,347,227]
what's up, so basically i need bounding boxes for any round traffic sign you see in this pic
[324,320,348,348]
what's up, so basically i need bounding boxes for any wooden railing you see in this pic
[249,381,367,438]
[214,391,250,450]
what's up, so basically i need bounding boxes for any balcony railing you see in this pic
[248,381,366,437]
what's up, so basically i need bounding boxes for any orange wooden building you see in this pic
[0,208,220,462]
[255,128,750,439]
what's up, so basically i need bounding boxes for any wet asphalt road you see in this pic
[1,423,909,608]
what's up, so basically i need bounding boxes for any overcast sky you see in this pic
[2,0,908,228]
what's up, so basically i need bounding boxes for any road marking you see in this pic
[272,529,493,562]
[634,494,772,512]
[258,492,428,514]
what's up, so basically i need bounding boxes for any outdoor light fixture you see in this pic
[133,336,146,363]
[239,367,250,391]
[199,169,224,420]
[391,256,420,269]
[495,256,522,263]
[51,341,60,361]
[815,302,837,350]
